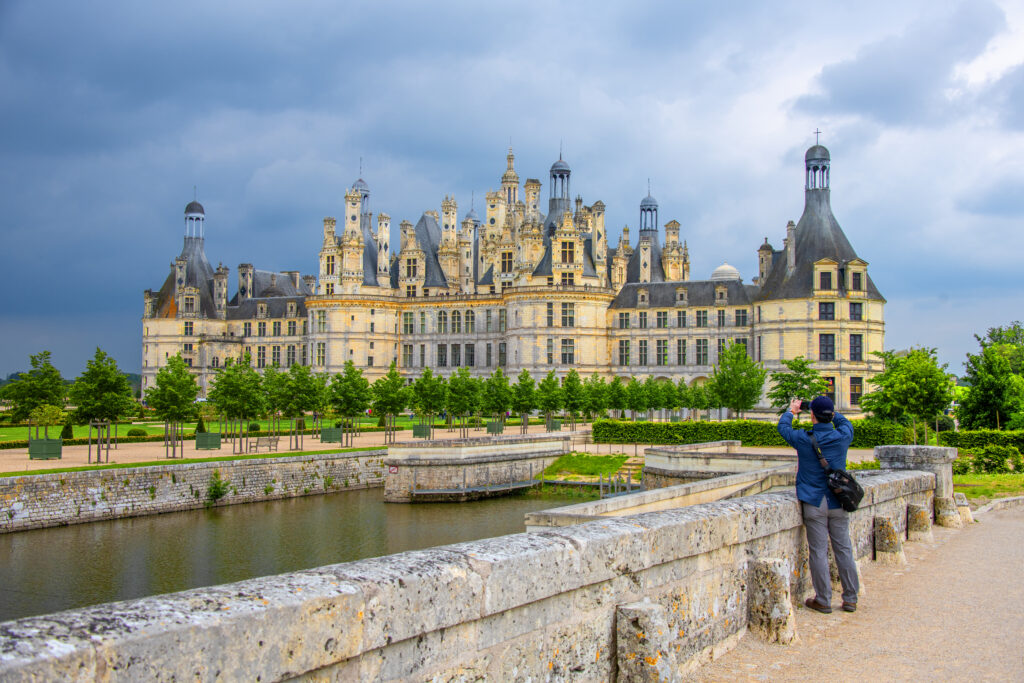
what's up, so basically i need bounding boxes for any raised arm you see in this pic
[777,404,799,448]
[833,412,854,446]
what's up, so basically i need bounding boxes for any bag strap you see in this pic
[809,431,831,472]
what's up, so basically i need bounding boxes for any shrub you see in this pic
[935,415,955,432]
[206,470,231,506]
[939,430,1024,452]
[60,420,74,439]
[195,416,207,434]
[591,418,911,448]
[126,428,148,437]
[377,414,386,427]
[248,422,261,433]
[971,444,1018,474]
[951,455,973,475]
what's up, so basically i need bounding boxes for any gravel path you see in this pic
[691,505,1024,681]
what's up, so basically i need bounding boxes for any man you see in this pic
[778,395,859,614]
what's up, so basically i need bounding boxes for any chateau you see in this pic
[142,143,885,413]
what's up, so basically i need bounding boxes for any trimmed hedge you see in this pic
[592,418,911,448]
[938,429,1024,452]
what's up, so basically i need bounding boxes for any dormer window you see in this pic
[637,288,649,307]
[820,271,832,290]
[851,272,862,290]
[287,302,296,317]
[257,303,268,318]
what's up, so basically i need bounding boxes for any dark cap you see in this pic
[810,395,834,421]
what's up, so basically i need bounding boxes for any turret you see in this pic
[524,178,541,221]
[501,149,519,205]
[757,237,774,285]
[214,264,229,318]
[376,212,391,286]
[238,263,254,302]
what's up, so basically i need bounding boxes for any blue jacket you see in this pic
[777,411,854,509]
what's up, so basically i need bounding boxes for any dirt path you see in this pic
[691,505,1024,681]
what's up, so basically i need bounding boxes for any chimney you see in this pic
[786,221,796,272]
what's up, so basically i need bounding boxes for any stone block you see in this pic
[906,503,934,542]
[873,516,907,566]
[875,445,956,498]
[954,492,974,524]
[747,558,798,644]
[616,601,678,683]
[934,496,963,529]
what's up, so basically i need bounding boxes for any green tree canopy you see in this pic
[974,321,1024,375]
[765,356,828,412]
[957,344,1024,430]
[625,377,647,419]
[29,404,66,439]
[411,367,447,424]
[1,351,65,422]
[261,365,290,418]
[536,370,563,422]
[482,368,513,420]
[562,369,585,424]
[447,368,481,435]
[330,360,372,421]
[145,354,199,423]
[283,363,321,418]
[68,347,135,424]
[511,369,536,432]
[371,362,408,420]
[607,376,627,418]
[708,341,767,418]
[208,355,266,423]
[583,373,608,418]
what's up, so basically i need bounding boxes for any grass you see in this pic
[953,473,1024,500]
[849,459,880,470]
[542,452,629,478]
[0,446,377,478]
[517,483,600,500]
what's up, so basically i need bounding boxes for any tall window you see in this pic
[560,272,575,286]
[451,311,462,334]
[677,339,687,365]
[824,376,836,402]
[561,303,575,327]
[561,338,575,364]
[302,345,308,366]
[243,322,252,336]
[850,377,863,405]
[656,311,668,328]
[437,344,447,367]
[717,338,726,356]
[560,241,575,263]
[851,272,863,290]
[486,343,492,367]
[257,346,266,368]
[717,310,726,327]
[656,339,668,366]
[316,311,326,333]
[498,342,507,366]
[819,302,835,321]
[402,344,413,367]
[465,310,475,333]
[406,285,416,298]
[819,334,836,361]
[850,302,863,321]
[288,320,297,336]
[618,312,630,329]
[273,321,281,336]
[498,310,507,332]
[438,311,448,334]
[639,312,648,329]
[184,296,195,313]
[677,310,687,328]
[546,302,554,327]
[485,309,493,332]
[420,311,427,333]
[819,271,832,290]
[735,309,748,326]
[618,340,630,365]
[547,339,554,364]
[406,259,418,278]
[183,322,193,336]
[501,252,513,273]
[452,344,461,367]
[696,310,708,327]
[419,344,425,367]
[258,322,267,336]
[850,334,863,361]
[696,339,708,364]
[638,339,648,365]
[325,255,335,275]
[286,345,296,367]
[271,346,281,366]
[325,283,335,295]
[403,312,415,334]
[466,344,475,367]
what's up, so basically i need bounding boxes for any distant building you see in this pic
[142,144,884,413]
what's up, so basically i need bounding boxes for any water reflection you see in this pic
[0,488,578,622]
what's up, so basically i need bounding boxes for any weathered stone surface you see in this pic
[747,558,798,644]
[876,445,956,498]
[907,503,934,542]
[617,601,678,682]
[935,496,963,529]
[873,516,907,566]
[954,492,974,524]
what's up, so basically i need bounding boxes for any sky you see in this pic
[2,0,1024,379]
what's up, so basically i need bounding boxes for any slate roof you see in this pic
[625,232,666,283]
[151,237,217,318]
[610,279,760,309]
[412,212,450,288]
[226,296,307,320]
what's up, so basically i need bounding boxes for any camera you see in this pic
[799,400,811,411]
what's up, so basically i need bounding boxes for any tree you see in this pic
[643,376,661,420]
[511,369,536,433]
[707,341,767,419]
[766,356,828,412]
[562,369,585,428]
[69,347,135,426]
[625,377,647,421]
[283,363,321,449]
[208,355,265,453]
[330,361,372,446]
[145,354,199,457]
[974,321,1024,374]
[411,367,447,437]
[583,373,608,419]
[1,351,65,422]
[536,370,563,426]
[482,368,513,423]
[29,404,65,440]
[862,348,956,442]
[447,367,481,437]
[957,344,1024,430]
[659,378,681,420]
[371,362,408,444]
[607,376,627,419]
[261,365,290,436]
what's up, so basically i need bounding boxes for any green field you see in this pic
[953,473,1024,500]
[543,453,629,478]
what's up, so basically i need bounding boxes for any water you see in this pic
[0,488,583,622]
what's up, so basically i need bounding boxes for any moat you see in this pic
[0,487,581,622]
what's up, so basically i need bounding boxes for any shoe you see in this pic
[842,601,857,612]
[804,597,832,614]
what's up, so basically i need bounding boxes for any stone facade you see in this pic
[143,143,884,414]
[0,450,386,533]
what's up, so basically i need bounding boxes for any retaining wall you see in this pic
[0,450,387,533]
[0,469,934,680]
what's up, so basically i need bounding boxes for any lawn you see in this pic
[543,452,629,479]
[953,473,1024,500]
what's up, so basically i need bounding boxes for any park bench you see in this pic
[247,436,280,453]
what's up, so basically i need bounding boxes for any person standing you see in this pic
[778,396,859,613]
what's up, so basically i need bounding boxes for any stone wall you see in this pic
[0,450,387,533]
[0,469,934,681]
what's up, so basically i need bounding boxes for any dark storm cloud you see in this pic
[794,1,1005,125]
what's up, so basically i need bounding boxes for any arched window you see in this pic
[452,310,462,334]
[438,311,448,334]
[465,310,475,333]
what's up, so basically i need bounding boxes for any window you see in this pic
[244,346,251,363]
[561,338,575,364]
[286,345,296,367]
[184,357,193,367]
[465,310,475,333]
[677,339,687,365]
[403,312,415,334]
[696,339,708,364]
[560,241,575,264]
[736,338,748,355]
[850,377,863,405]
[302,344,308,366]
[825,376,836,403]
[211,357,219,368]
[316,311,326,333]
[547,339,554,364]
[850,334,863,361]
[618,312,630,329]
[638,339,648,365]
[302,320,308,335]
[438,311,448,334]
[560,272,575,286]
[850,302,863,321]
[417,311,425,333]
[452,344,461,367]
[852,272,863,290]
[258,322,267,336]
[243,322,252,336]
[452,311,462,334]
[288,320,297,336]
[406,285,416,298]
[272,346,281,366]
[717,310,726,327]
[325,283,335,295]
[735,310,748,327]
[819,271,832,290]
[184,296,195,313]
[498,310,507,332]
[287,302,296,317]
[561,303,575,328]
[758,306,762,322]
[696,310,708,327]
[677,310,687,328]
[182,343,193,352]
[367,356,374,367]
[402,344,413,367]
[656,339,668,366]
[546,302,554,327]
[273,321,281,336]
[639,312,648,329]
[757,336,762,362]
[184,322,193,335]
[656,311,668,328]
[419,344,425,367]
[325,255,335,275]
[406,259,418,278]
[819,302,835,321]
[437,344,447,367]
[717,338,726,356]
[618,340,630,365]
[257,303,267,318]
[498,342,507,366]
[466,344,475,367]
[485,310,493,332]
[501,252,513,273]
[819,334,835,361]
[486,343,492,367]
[369,321,375,333]
[257,346,266,368]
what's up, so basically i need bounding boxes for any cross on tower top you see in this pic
[814,128,822,144]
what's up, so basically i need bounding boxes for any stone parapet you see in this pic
[876,445,957,498]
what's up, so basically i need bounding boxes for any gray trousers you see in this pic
[802,497,859,604]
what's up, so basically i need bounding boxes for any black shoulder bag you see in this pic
[809,432,864,512]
